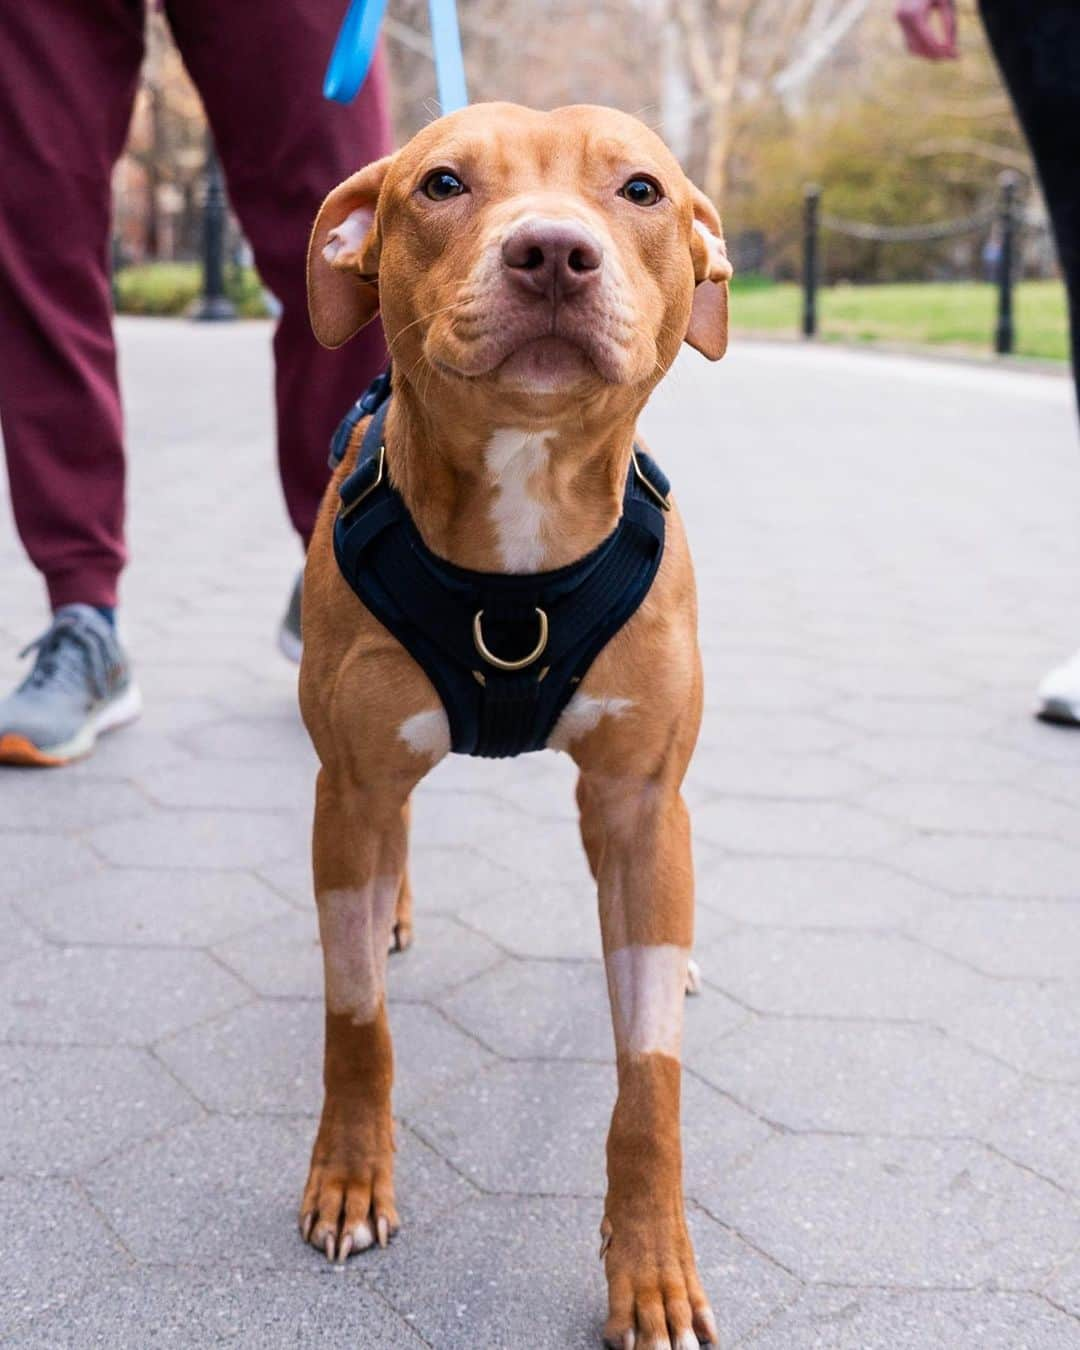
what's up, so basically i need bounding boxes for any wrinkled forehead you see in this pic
[387,103,686,203]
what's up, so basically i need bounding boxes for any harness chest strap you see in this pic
[331,385,670,759]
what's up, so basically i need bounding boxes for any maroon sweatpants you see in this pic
[0,0,390,610]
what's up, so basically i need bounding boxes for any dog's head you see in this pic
[308,103,731,405]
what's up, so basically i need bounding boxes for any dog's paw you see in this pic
[390,919,413,954]
[299,1158,399,1264]
[600,1215,718,1349]
[684,957,702,997]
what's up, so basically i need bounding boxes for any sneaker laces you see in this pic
[18,614,113,702]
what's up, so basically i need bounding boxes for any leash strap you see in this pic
[324,0,468,111]
[428,0,469,113]
[324,0,389,104]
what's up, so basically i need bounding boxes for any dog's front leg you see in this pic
[581,775,717,1349]
[300,768,408,1262]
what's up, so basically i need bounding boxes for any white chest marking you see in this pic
[606,943,690,1059]
[398,709,451,763]
[485,427,556,572]
[547,692,633,751]
[319,878,399,1024]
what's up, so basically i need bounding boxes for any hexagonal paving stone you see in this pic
[366,1194,607,1348]
[1045,1252,1080,1320]
[687,1207,801,1345]
[441,959,612,1060]
[183,716,316,763]
[0,833,102,902]
[466,882,602,960]
[913,899,1080,979]
[212,910,502,1003]
[1,1043,199,1177]
[89,807,307,870]
[0,773,148,832]
[698,928,983,1020]
[694,800,906,858]
[0,946,249,1045]
[407,844,526,914]
[27,867,288,947]
[687,753,876,802]
[84,1114,472,1270]
[863,781,1080,843]
[843,735,1034,785]
[697,711,850,756]
[212,909,322,999]
[683,1018,1020,1136]
[156,1000,493,1119]
[888,834,1080,900]
[695,856,938,930]
[386,916,504,1003]
[17,1268,427,1348]
[0,900,42,965]
[749,1288,1080,1349]
[983,1079,1080,1195]
[825,698,998,738]
[720,1135,1080,1287]
[470,823,595,889]
[3,1176,129,1339]
[942,980,1080,1082]
[419,1059,769,1199]
[138,759,314,811]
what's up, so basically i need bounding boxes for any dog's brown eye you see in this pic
[620,177,662,207]
[422,170,466,201]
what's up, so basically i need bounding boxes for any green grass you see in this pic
[113,262,270,318]
[730,278,1069,362]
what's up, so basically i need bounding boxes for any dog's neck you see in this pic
[383,379,645,574]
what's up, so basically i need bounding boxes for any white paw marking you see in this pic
[323,207,374,264]
[547,692,633,751]
[319,878,399,1022]
[397,708,451,762]
[485,427,556,572]
[606,943,690,1058]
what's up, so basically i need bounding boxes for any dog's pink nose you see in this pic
[501,219,603,300]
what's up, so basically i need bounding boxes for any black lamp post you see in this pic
[192,135,236,321]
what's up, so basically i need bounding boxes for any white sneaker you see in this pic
[1036,647,1080,727]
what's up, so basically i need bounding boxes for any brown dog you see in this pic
[298,102,731,1348]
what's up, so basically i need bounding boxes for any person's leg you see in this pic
[0,0,145,611]
[165,1,391,549]
[979,0,1080,408]
[979,0,1080,723]
[0,0,145,764]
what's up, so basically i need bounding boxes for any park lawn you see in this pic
[730,278,1069,363]
[114,262,269,318]
[113,264,1068,363]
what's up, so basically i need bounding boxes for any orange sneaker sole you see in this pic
[0,733,69,767]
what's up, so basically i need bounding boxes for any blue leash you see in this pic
[324,0,468,112]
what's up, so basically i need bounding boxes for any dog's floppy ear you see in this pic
[685,184,734,361]
[308,155,394,349]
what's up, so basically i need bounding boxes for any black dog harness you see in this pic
[329,375,670,759]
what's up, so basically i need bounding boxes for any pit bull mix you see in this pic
[298,102,732,1349]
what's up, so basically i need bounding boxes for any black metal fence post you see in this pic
[994,171,1018,356]
[802,184,821,339]
[192,136,236,322]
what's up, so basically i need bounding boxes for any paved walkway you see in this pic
[3,319,1080,1348]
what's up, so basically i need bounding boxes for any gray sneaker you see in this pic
[278,571,303,664]
[0,605,142,766]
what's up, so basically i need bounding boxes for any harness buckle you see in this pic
[472,607,549,672]
[338,443,386,520]
[631,449,671,511]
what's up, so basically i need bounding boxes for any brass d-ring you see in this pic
[472,607,549,672]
